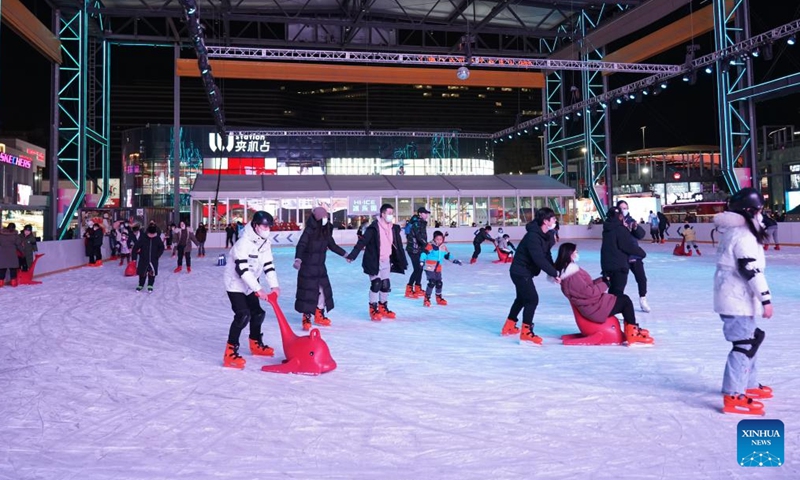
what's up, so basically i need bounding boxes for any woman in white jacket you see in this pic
[713,188,774,415]
[222,211,281,369]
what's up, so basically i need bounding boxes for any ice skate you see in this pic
[147,285,153,293]
[519,324,543,345]
[223,343,246,369]
[314,308,332,327]
[135,285,143,292]
[173,266,182,273]
[10,279,18,287]
[302,313,312,331]
[501,319,520,336]
[624,323,654,346]
[378,302,396,319]
[423,295,431,307]
[723,394,764,415]
[695,249,701,256]
[775,245,781,251]
[404,285,415,298]
[369,302,382,321]
[187,266,192,273]
[413,285,425,298]
[0,280,3,287]
[469,258,477,264]
[763,244,769,251]
[435,294,448,306]
[639,296,651,313]
[119,258,124,266]
[249,334,275,356]
[746,384,773,399]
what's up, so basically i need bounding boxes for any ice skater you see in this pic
[677,224,701,255]
[222,211,281,369]
[470,225,494,264]
[501,208,561,344]
[132,223,165,293]
[713,188,774,415]
[554,242,653,345]
[346,203,408,321]
[172,221,200,273]
[762,211,780,251]
[419,230,462,307]
[404,207,430,298]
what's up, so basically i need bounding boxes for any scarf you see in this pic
[377,219,393,261]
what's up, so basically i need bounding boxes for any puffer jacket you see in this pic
[405,215,428,255]
[559,262,617,324]
[509,221,558,278]
[0,227,22,269]
[224,224,279,295]
[713,211,771,316]
[601,216,647,273]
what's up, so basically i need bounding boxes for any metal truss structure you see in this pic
[227,129,492,139]
[204,46,680,75]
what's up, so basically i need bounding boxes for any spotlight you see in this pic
[565,115,570,120]
[524,129,529,134]
[517,131,522,136]
[682,74,690,82]
[508,134,513,139]
[705,66,713,74]
[576,111,582,117]
[788,36,796,46]
[629,94,636,100]
[751,49,760,58]
[660,82,667,89]
[456,66,470,80]
[534,125,539,131]
[642,89,649,96]
[615,98,623,104]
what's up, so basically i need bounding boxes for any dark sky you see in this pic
[1,0,798,175]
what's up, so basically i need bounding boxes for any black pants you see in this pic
[650,227,660,243]
[659,225,668,239]
[137,272,156,288]
[89,246,102,264]
[407,251,423,287]
[609,294,636,325]
[471,243,482,260]
[606,268,629,297]
[507,273,539,327]
[226,291,266,346]
[19,256,29,272]
[226,235,234,248]
[176,245,191,267]
[628,258,647,297]
[198,242,206,256]
[0,268,18,281]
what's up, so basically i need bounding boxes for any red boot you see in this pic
[723,394,765,415]
[187,266,192,273]
[423,295,431,307]
[223,343,246,369]
[763,244,769,251]
[404,285,415,298]
[413,285,425,298]
[469,258,477,264]
[369,302,382,321]
[519,324,543,345]
[746,384,773,399]
[775,245,781,251]
[248,334,275,356]
[501,318,520,336]
[174,266,182,273]
[0,280,4,288]
[10,279,18,287]
[378,302,396,319]
[302,313,312,331]
[314,308,331,326]
[625,323,654,346]
[435,294,448,305]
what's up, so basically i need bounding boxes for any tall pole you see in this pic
[640,125,647,150]
[173,44,181,224]
[49,9,61,240]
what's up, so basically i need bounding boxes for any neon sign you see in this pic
[0,152,32,169]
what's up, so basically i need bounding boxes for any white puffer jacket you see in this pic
[713,211,771,316]
[223,224,279,294]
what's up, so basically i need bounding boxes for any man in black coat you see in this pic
[88,224,104,266]
[502,208,561,344]
[601,206,647,298]
[404,206,430,298]
[132,224,166,292]
[346,203,408,321]
[470,225,494,264]
[293,206,347,330]
[617,200,651,312]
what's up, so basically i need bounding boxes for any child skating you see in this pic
[677,224,701,256]
[419,230,462,306]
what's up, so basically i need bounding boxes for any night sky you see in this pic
[1,0,798,176]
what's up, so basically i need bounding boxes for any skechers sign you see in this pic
[0,152,32,169]
[208,132,271,155]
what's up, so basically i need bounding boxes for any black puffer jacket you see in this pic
[405,215,428,255]
[133,233,165,276]
[601,216,647,273]
[509,221,559,278]
[347,219,408,275]
[294,215,347,314]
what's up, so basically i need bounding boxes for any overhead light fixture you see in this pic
[788,35,796,46]
[705,66,713,74]
[456,66,470,80]
[751,49,760,58]
[682,74,690,82]
[615,97,623,104]
[660,82,667,89]
[576,111,582,117]
[629,94,636,100]
[642,89,649,96]
[565,115,570,120]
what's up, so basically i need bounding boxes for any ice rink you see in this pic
[1,238,797,479]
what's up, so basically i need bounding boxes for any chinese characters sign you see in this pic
[208,132,271,156]
[349,197,380,215]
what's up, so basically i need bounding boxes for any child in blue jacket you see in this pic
[420,230,462,306]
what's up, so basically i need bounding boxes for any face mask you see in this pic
[573,253,580,263]
[385,214,394,223]
[755,213,764,225]
[256,226,270,239]
[621,209,629,217]
[321,217,328,226]
[547,223,556,231]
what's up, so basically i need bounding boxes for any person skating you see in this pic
[600,206,648,303]
[0,223,23,287]
[677,224,701,255]
[554,242,653,345]
[346,203,408,321]
[195,223,208,257]
[617,200,651,312]
[419,230,462,306]
[116,226,133,265]
[172,221,200,273]
[225,223,236,248]
[293,206,347,331]
[657,211,670,243]
[132,223,165,293]
[647,210,660,243]
[404,207,430,298]
[762,211,780,251]
[87,223,104,266]
[713,188,774,415]
[495,234,516,256]
[222,211,280,369]
[502,208,561,344]
[18,225,38,272]
[470,224,494,264]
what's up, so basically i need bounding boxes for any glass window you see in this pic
[519,196,533,224]
[503,197,519,226]
[381,197,396,212]
[229,199,245,226]
[474,197,489,226]
[444,197,458,228]
[429,196,443,227]
[397,197,413,223]
[460,197,474,226]
[490,197,503,225]
[413,197,428,215]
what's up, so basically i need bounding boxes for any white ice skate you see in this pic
[639,296,651,313]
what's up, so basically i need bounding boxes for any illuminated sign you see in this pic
[0,152,32,169]
[26,148,45,163]
[208,132,271,154]
[349,197,380,215]
[17,184,32,205]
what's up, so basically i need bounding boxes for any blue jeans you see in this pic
[720,314,760,395]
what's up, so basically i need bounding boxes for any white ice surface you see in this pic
[1,240,798,479]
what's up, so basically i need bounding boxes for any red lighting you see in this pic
[673,172,682,180]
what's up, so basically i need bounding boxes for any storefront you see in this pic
[0,138,47,237]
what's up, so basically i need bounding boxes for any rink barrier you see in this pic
[26,222,800,278]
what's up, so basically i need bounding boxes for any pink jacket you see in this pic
[559,263,617,323]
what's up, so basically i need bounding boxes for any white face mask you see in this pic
[547,222,556,231]
[256,225,270,239]
[621,209,629,217]
[572,253,580,263]
[385,214,394,224]
[755,213,764,225]
[321,217,328,226]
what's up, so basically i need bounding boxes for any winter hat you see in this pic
[23,224,32,232]
[312,206,328,221]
